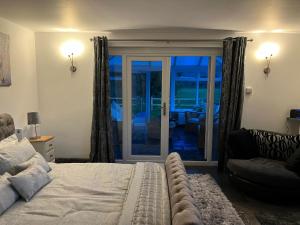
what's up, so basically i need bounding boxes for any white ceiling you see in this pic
[0,0,300,33]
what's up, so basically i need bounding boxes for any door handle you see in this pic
[162,102,167,116]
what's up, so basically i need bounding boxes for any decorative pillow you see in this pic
[0,173,19,215]
[250,129,300,161]
[286,147,300,175]
[228,128,259,159]
[13,152,51,175]
[0,134,18,148]
[8,165,52,202]
[0,138,36,175]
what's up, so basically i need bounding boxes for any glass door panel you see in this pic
[109,55,123,159]
[131,60,162,156]
[169,56,209,161]
[212,56,223,161]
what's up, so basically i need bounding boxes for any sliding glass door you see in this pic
[126,57,170,161]
[168,56,209,161]
[109,49,222,163]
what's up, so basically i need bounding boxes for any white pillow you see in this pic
[0,138,36,175]
[0,134,18,148]
[0,173,19,215]
[8,165,51,202]
[14,152,51,175]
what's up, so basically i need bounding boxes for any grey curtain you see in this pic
[90,36,115,162]
[218,37,247,170]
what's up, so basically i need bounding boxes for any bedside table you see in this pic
[30,136,55,162]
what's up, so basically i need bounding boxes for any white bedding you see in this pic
[0,162,170,225]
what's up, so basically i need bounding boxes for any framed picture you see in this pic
[0,32,11,86]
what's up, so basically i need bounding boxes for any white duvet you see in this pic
[0,162,170,225]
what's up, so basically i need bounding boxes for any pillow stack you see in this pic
[165,153,202,225]
[8,165,52,202]
[0,134,18,147]
[0,137,37,175]
[0,173,19,215]
[0,135,52,214]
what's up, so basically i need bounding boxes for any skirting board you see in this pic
[56,158,218,166]
[55,158,90,163]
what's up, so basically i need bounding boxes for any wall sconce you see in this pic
[256,42,280,76]
[60,40,84,72]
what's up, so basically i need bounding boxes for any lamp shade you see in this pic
[27,112,40,125]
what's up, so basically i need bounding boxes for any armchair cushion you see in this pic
[228,158,300,189]
[228,128,259,159]
[250,130,300,161]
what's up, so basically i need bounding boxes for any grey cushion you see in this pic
[13,152,51,175]
[228,158,300,188]
[0,173,19,215]
[0,138,36,175]
[8,165,52,202]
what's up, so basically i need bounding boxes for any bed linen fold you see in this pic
[118,162,170,225]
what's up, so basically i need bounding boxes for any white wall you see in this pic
[35,31,300,158]
[35,30,233,158]
[0,17,39,132]
[35,33,95,158]
[242,33,300,133]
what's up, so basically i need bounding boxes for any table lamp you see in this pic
[27,112,40,139]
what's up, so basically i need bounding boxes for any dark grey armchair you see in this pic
[227,128,300,199]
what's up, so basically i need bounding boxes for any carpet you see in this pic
[256,211,300,225]
[188,174,245,225]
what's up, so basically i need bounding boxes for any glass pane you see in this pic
[109,55,122,159]
[175,81,196,109]
[212,56,222,161]
[131,60,162,155]
[169,56,209,161]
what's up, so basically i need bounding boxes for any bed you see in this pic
[0,113,201,225]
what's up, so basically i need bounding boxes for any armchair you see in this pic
[227,128,300,199]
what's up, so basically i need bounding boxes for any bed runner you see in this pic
[118,162,170,225]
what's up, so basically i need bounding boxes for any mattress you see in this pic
[0,162,170,225]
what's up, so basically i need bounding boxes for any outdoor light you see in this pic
[60,40,84,72]
[256,42,280,76]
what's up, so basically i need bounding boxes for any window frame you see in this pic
[109,47,222,166]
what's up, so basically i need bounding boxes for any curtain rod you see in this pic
[89,38,254,42]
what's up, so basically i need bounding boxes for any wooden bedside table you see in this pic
[30,136,55,162]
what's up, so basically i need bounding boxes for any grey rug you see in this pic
[188,174,245,225]
[256,211,300,225]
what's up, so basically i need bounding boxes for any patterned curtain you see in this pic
[90,36,115,162]
[218,37,247,170]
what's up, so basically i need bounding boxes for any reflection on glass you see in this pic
[109,55,122,159]
[169,56,209,161]
[212,56,223,161]
[131,61,162,155]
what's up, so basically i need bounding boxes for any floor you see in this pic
[170,125,204,160]
[114,125,205,160]
[186,166,300,225]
